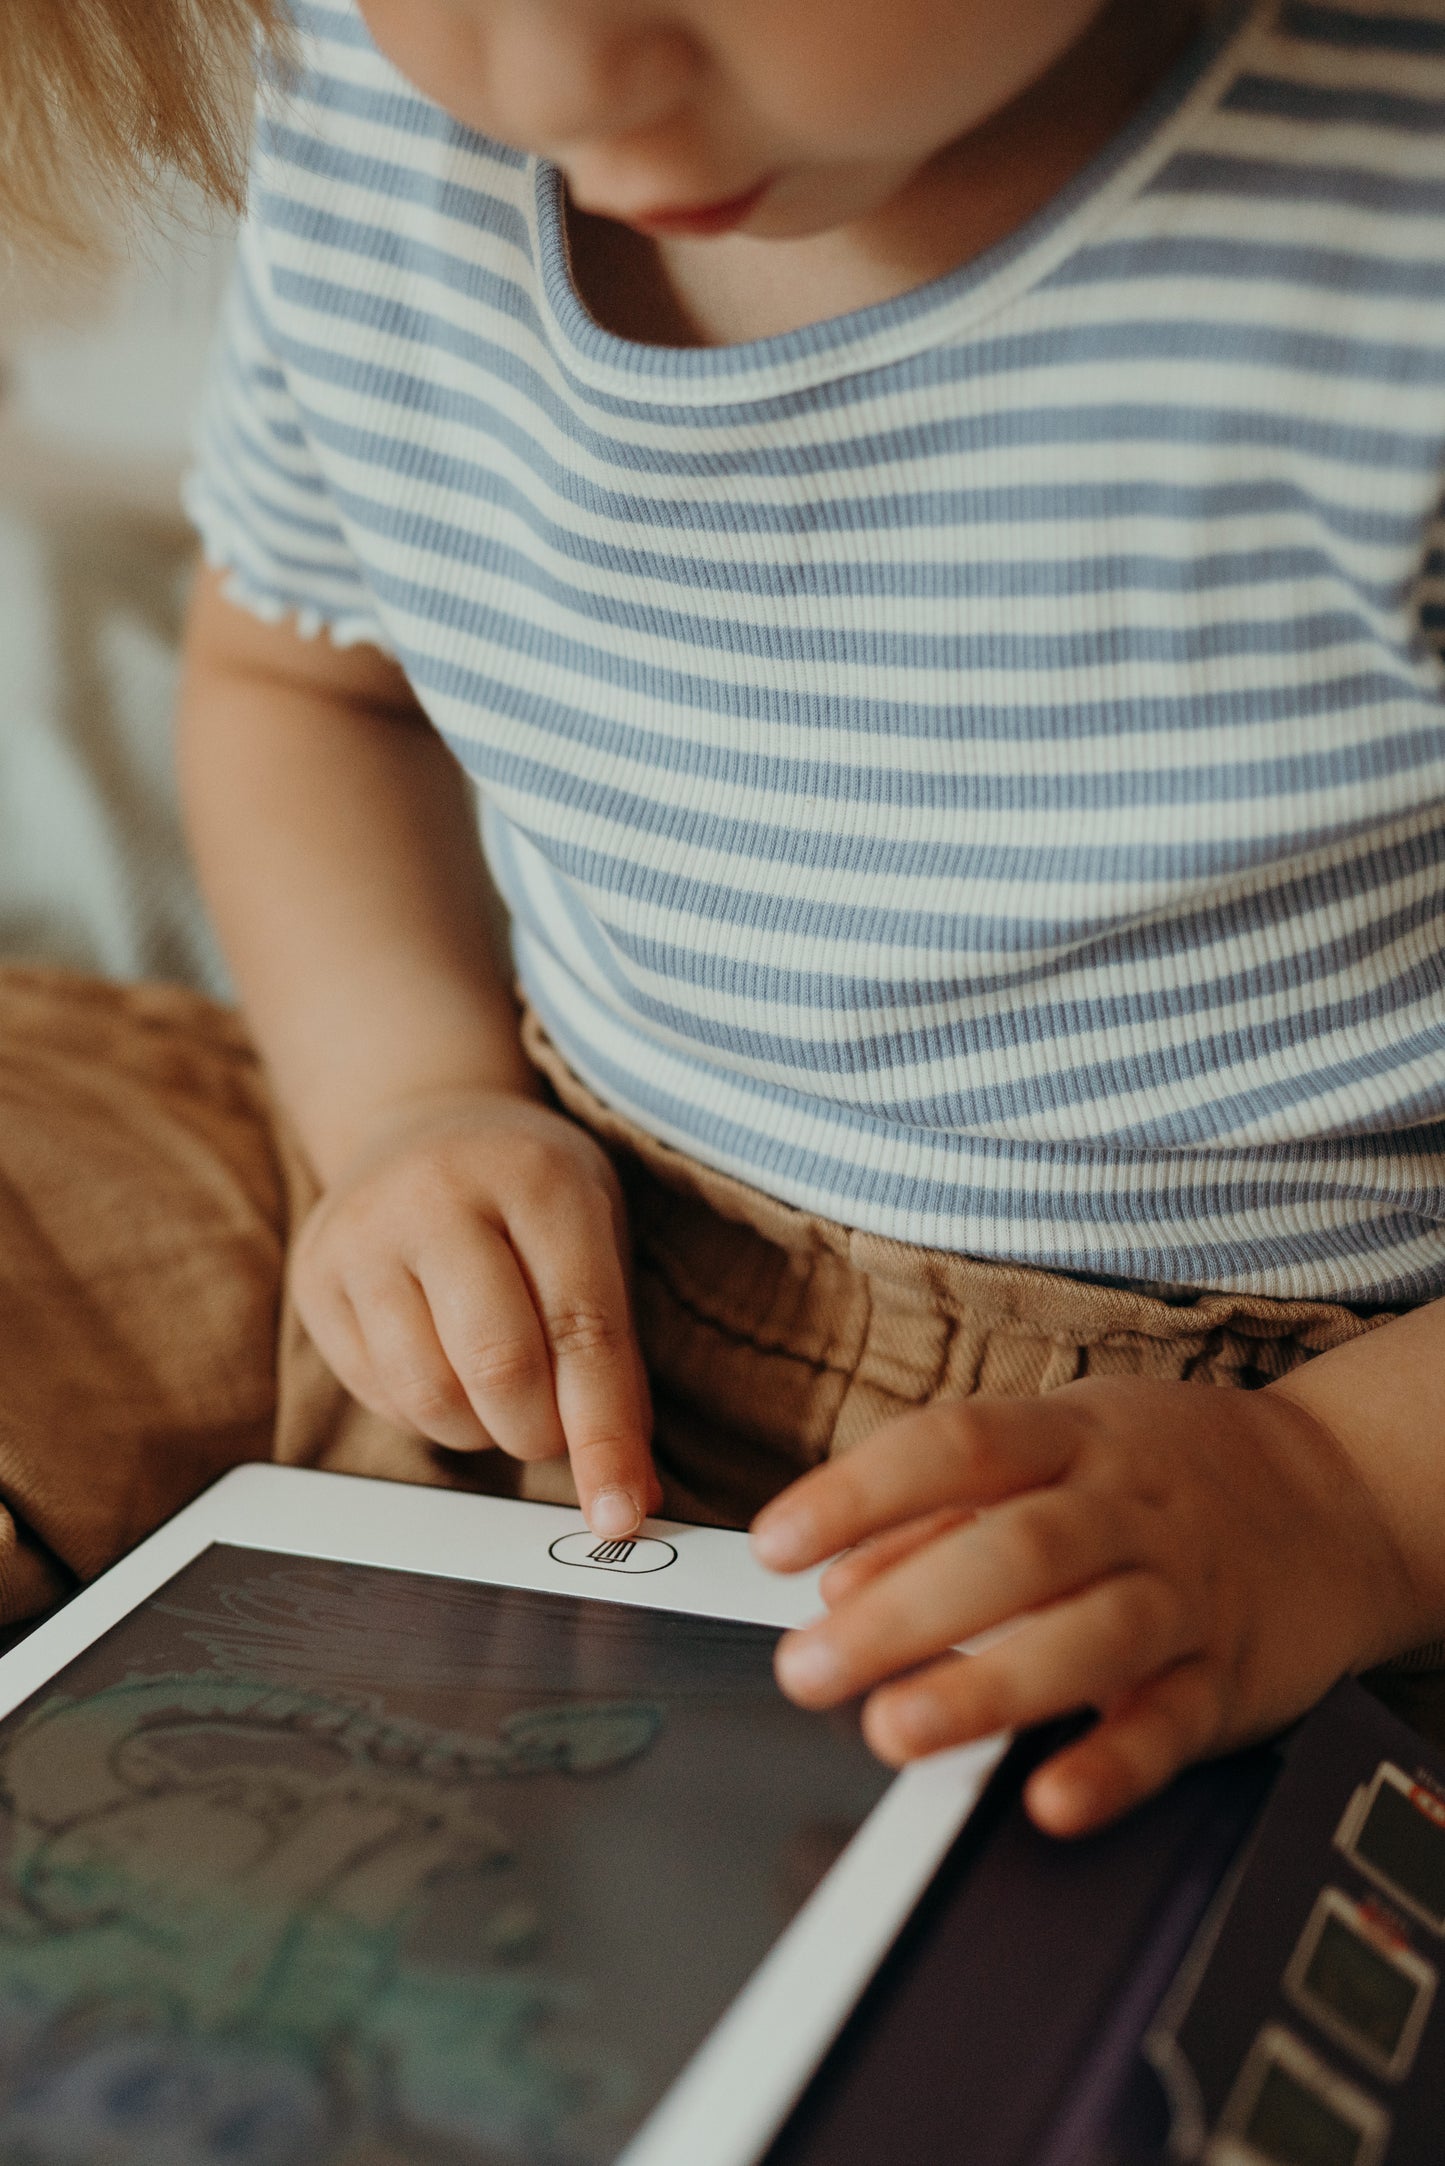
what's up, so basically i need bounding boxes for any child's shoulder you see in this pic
[260,1,530,225]
[1194,0,1445,186]
[1077,0,1445,332]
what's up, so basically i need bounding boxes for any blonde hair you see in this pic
[0,0,289,265]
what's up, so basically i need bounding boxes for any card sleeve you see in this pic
[183,218,393,654]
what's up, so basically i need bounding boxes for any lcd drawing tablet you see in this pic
[0,1465,1004,2166]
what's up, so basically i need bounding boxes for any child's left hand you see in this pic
[750,1378,1429,1836]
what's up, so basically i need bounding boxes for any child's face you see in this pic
[355,0,1114,240]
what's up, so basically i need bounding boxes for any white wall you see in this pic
[0,208,235,986]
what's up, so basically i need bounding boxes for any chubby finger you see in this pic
[294,1277,410,1432]
[1024,1661,1225,1837]
[509,1185,657,1538]
[859,1572,1196,1768]
[775,1488,1144,1708]
[752,1398,1080,1576]
[417,1229,568,1463]
[818,1510,972,1606]
[350,1265,498,1452]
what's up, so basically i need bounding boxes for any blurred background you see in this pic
[0,203,233,991]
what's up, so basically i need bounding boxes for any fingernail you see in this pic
[885,1692,945,1753]
[751,1511,807,1570]
[776,1634,841,1696]
[590,1487,641,1540]
[1026,1768,1091,1835]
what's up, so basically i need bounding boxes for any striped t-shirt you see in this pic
[187,0,1445,1306]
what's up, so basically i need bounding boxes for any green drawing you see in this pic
[0,1675,664,2164]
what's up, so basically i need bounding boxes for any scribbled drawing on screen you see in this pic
[0,1670,661,2164]
[0,1545,890,2166]
[155,1558,588,1703]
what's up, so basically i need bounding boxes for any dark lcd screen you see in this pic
[1352,1775,1445,1928]
[0,1545,892,2166]
[1243,2060,1365,2166]
[1301,1913,1419,2059]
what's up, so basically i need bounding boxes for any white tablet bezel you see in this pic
[0,1463,1007,2166]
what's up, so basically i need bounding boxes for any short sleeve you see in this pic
[182,219,393,653]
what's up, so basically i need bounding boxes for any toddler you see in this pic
[6,0,1445,1837]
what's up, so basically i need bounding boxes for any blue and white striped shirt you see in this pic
[187,0,1445,1305]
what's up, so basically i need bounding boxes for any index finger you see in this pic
[515,1188,658,1539]
[750,1397,1079,1574]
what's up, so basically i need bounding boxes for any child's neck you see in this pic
[567,0,1214,350]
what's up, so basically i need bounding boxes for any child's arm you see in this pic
[751,1296,1445,1833]
[177,569,658,1536]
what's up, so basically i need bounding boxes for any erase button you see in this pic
[549,1531,678,1574]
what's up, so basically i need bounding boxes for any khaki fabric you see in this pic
[0,969,502,1628]
[0,967,1394,1631]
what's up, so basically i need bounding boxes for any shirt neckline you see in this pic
[529,0,1263,407]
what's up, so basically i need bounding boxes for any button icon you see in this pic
[549,1531,678,1575]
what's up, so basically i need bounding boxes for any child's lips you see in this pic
[625,178,773,238]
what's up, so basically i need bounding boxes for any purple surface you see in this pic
[766,1725,1274,2166]
[770,1681,1445,2166]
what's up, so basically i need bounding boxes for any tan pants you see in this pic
[0,967,1390,1628]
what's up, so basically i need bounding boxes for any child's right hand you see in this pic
[289,1089,659,1537]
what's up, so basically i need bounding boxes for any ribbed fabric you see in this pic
[186,0,1445,1303]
